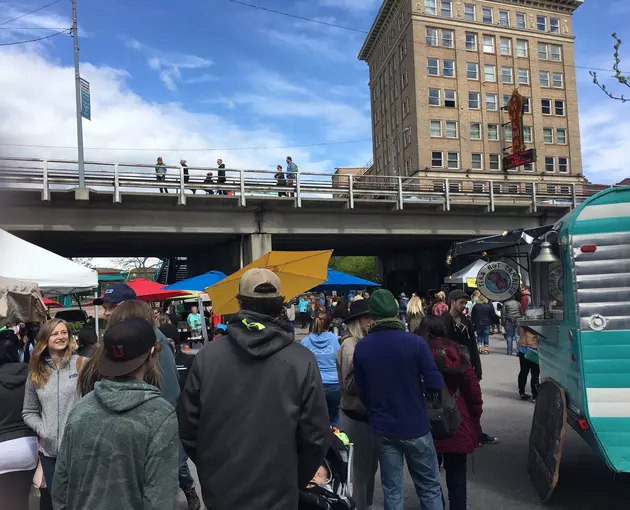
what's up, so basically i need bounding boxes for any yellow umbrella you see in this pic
[206,250,333,316]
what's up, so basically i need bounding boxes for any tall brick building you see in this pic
[359,0,584,180]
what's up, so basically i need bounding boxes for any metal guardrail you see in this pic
[0,157,595,211]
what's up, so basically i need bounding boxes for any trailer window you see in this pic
[531,253,564,320]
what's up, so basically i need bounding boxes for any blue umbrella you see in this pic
[164,270,227,292]
[309,269,380,292]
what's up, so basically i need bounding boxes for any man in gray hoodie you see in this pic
[52,317,179,510]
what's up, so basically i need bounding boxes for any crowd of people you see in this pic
[153,156,299,196]
[0,269,540,510]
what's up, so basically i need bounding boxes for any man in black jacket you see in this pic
[178,268,330,510]
[442,289,499,445]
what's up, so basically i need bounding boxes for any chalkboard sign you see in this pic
[528,380,567,502]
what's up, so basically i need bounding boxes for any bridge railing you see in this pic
[0,156,594,211]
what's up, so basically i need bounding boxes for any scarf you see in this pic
[368,317,407,333]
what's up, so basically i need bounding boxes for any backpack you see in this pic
[425,384,462,439]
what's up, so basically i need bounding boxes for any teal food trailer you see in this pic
[448,186,630,501]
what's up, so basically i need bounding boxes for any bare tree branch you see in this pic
[70,257,95,269]
[591,33,630,103]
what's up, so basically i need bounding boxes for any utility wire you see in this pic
[0,139,372,152]
[0,0,63,27]
[225,0,627,75]
[226,0,368,33]
[0,28,70,46]
[0,26,67,30]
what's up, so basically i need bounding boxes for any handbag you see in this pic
[426,386,462,439]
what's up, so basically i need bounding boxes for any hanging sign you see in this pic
[80,78,91,121]
[548,267,563,301]
[476,261,520,301]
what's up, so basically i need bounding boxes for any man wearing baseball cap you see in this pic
[52,317,179,510]
[178,268,330,510]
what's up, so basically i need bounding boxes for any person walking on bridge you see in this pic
[217,158,226,195]
[155,156,168,193]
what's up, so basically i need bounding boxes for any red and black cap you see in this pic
[98,317,156,377]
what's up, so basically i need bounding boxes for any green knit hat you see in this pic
[369,289,399,321]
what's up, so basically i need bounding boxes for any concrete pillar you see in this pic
[243,233,272,266]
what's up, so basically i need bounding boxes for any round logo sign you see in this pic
[548,267,563,302]
[476,262,520,302]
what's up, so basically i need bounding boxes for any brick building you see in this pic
[358,0,584,182]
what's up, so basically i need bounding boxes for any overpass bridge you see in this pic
[0,157,594,291]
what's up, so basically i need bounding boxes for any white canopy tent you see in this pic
[0,229,98,297]
[445,259,487,285]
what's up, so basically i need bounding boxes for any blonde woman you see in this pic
[22,319,84,500]
[432,291,449,316]
[406,295,425,334]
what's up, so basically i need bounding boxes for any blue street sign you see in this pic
[80,78,91,121]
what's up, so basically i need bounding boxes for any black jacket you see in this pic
[174,348,194,393]
[0,363,36,443]
[442,313,482,381]
[178,310,329,510]
[471,303,495,329]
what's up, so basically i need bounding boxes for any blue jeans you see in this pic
[179,441,195,492]
[324,384,341,428]
[378,432,442,510]
[476,326,490,348]
[505,322,518,355]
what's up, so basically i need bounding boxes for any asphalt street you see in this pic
[179,331,630,510]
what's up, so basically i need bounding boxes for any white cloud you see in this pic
[0,48,342,181]
[267,29,355,63]
[124,37,213,91]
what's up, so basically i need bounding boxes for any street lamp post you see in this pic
[391,127,411,175]
[72,0,85,189]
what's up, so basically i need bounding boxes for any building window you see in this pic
[516,12,526,29]
[425,0,436,15]
[489,154,500,170]
[464,3,475,21]
[558,157,569,173]
[553,72,564,88]
[441,0,453,17]
[557,128,567,144]
[500,37,512,56]
[472,153,483,169]
[543,128,554,144]
[542,98,552,115]
[482,7,493,24]
[523,97,530,113]
[550,45,562,62]
[555,99,565,116]
[486,93,498,111]
[504,124,512,142]
[483,35,495,53]
[430,120,442,137]
[446,121,458,138]
[540,71,550,87]
[401,70,409,88]
[537,16,547,32]
[445,90,457,107]
[550,18,560,34]
[524,162,534,172]
[468,91,480,109]
[467,62,479,80]
[403,97,410,116]
[538,43,548,60]
[503,94,511,108]
[488,124,499,140]
[545,157,555,172]
[404,157,413,175]
[403,128,411,147]
[484,64,496,82]
[466,32,478,51]
[429,88,441,106]
[502,66,514,84]
[399,40,407,61]
[499,10,510,26]
[519,68,530,85]
[426,27,438,46]
[444,60,455,77]
[442,29,454,48]
[517,40,528,57]
[428,58,440,76]
[523,125,533,143]
[447,152,459,169]
[432,151,444,167]
[470,122,481,139]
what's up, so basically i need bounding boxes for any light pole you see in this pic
[72,0,85,189]
[391,127,410,175]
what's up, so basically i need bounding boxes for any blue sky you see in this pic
[0,0,629,182]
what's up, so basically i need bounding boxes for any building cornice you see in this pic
[359,0,397,62]
[487,0,584,13]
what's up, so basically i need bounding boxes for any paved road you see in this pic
[179,331,630,510]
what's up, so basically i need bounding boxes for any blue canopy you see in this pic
[310,269,380,292]
[164,270,227,292]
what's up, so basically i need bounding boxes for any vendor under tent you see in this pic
[0,277,47,327]
[444,259,488,287]
[0,229,98,297]
[309,268,381,293]
[164,271,227,292]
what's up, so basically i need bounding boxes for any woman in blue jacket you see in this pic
[301,305,341,427]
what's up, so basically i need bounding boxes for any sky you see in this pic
[0,0,628,191]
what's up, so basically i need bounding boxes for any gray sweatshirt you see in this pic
[22,355,81,457]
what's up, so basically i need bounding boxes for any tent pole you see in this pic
[94,290,99,339]
[199,296,209,345]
